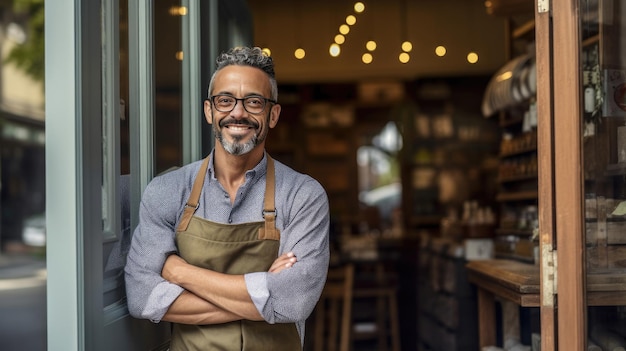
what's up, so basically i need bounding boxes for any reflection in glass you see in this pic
[581,0,626,348]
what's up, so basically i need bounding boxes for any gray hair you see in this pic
[207,46,278,101]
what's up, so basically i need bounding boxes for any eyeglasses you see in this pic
[210,94,276,114]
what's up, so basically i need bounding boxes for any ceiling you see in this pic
[246,0,513,84]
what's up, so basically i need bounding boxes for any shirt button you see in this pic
[228,218,232,224]
[224,192,229,198]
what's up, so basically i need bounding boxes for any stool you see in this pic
[314,263,354,351]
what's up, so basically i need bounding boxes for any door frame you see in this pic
[534,0,558,349]
[536,0,587,350]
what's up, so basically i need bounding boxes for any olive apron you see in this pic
[170,156,301,351]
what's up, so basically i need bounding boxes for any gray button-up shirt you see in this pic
[124,152,330,345]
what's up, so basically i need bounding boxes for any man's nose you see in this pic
[231,100,247,116]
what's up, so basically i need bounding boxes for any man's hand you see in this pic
[268,252,297,273]
[162,251,297,282]
[162,254,187,285]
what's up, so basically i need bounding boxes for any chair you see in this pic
[313,262,401,351]
[351,262,401,351]
[314,263,354,351]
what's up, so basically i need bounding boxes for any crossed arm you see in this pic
[160,252,297,325]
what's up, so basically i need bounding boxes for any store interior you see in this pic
[242,0,540,350]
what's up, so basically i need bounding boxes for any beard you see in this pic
[213,113,270,156]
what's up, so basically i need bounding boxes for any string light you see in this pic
[294,48,306,59]
[169,6,187,16]
[354,2,365,13]
[399,52,410,64]
[401,41,413,53]
[435,46,446,57]
[467,52,479,64]
[329,43,341,57]
[362,53,373,64]
[366,41,377,51]
[339,24,350,35]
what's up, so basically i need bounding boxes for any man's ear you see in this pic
[269,104,281,128]
[204,99,213,125]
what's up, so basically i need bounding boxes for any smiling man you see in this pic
[124,46,330,350]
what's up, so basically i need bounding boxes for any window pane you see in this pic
[154,0,183,174]
[0,1,47,350]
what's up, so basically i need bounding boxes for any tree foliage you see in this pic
[5,0,45,82]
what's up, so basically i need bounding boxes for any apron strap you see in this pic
[177,154,279,240]
[260,155,280,240]
[177,156,209,232]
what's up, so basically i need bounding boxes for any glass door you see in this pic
[46,1,252,350]
[579,0,626,350]
[541,0,626,350]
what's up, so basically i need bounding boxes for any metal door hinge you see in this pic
[538,0,549,13]
[541,244,557,307]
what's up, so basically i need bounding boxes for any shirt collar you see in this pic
[206,150,268,184]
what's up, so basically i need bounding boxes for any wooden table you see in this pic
[466,259,626,348]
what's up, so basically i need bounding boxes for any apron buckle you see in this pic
[262,210,276,218]
[185,202,199,210]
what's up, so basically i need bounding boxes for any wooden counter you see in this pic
[466,259,539,348]
[466,259,626,348]
[467,259,540,307]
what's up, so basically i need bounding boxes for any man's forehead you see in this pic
[213,65,271,92]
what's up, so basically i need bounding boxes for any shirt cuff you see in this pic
[244,272,270,321]
[144,281,185,323]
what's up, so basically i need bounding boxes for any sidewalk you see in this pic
[0,251,46,280]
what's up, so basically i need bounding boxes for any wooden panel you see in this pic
[586,221,626,244]
[587,245,626,270]
[535,8,556,351]
[552,0,586,350]
[477,288,497,348]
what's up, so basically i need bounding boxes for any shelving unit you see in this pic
[466,8,542,350]
[400,77,500,235]
[417,235,478,351]
[485,14,539,262]
[302,126,357,220]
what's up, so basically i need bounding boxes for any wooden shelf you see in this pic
[500,114,524,128]
[408,215,442,227]
[496,191,538,202]
[582,33,600,48]
[512,19,536,40]
[497,174,538,183]
[500,146,538,158]
[606,163,626,176]
[495,228,534,237]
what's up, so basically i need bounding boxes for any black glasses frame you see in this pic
[209,94,277,114]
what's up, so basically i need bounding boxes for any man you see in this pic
[125,46,330,350]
